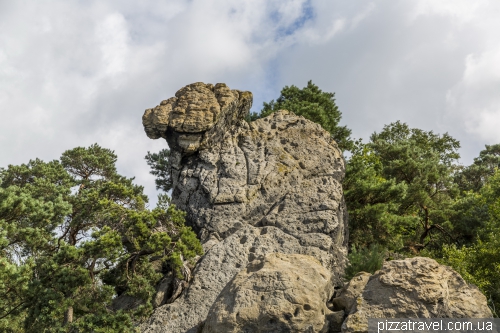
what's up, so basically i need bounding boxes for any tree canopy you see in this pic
[438,168,500,315]
[0,144,202,332]
[455,144,500,192]
[345,121,461,251]
[145,149,172,193]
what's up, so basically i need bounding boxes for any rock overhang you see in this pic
[142,82,253,154]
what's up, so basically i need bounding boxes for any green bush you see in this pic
[345,244,385,280]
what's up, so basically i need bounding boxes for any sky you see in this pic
[1,0,500,206]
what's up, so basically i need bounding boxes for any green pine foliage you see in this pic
[368,121,461,250]
[345,122,461,252]
[455,144,500,192]
[436,169,500,316]
[145,149,172,192]
[0,144,202,332]
[344,140,411,251]
[344,244,385,280]
[449,145,500,245]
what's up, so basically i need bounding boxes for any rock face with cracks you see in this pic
[140,82,348,333]
[202,253,336,333]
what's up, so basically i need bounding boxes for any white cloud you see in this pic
[96,13,130,78]
[0,0,316,205]
[350,2,375,29]
[1,0,500,203]
[411,0,484,23]
[446,47,500,142]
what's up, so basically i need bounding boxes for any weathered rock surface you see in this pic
[202,253,335,333]
[143,82,252,153]
[141,82,348,333]
[331,272,371,314]
[340,257,493,333]
[141,225,342,333]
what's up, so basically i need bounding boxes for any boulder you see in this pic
[331,272,371,314]
[141,225,341,333]
[202,253,336,333]
[140,83,348,333]
[340,257,493,333]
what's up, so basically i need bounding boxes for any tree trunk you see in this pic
[419,205,431,245]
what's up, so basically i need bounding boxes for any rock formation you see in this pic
[330,272,371,315]
[334,257,492,333]
[141,82,348,333]
[203,253,336,333]
[140,83,492,333]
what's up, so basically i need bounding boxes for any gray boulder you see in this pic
[331,271,371,314]
[141,225,343,333]
[340,257,493,333]
[202,253,336,333]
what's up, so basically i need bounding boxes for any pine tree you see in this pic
[439,169,500,315]
[369,121,461,250]
[455,144,500,192]
[0,144,202,332]
[145,149,172,193]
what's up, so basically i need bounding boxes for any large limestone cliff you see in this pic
[141,82,348,332]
